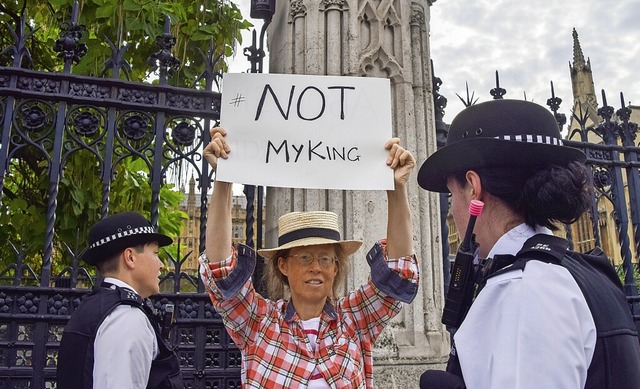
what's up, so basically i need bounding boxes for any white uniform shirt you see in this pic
[454,224,597,389]
[93,277,159,389]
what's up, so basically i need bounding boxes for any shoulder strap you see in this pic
[516,234,570,262]
[100,281,144,307]
[94,283,150,334]
[98,282,169,343]
[481,234,570,281]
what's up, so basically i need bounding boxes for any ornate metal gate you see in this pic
[0,4,242,388]
[432,74,640,328]
[2,2,640,388]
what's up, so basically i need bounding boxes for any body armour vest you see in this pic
[447,234,640,388]
[57,283,183,388]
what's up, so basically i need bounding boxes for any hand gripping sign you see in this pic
[216,73,394,190]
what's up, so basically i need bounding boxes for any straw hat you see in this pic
[417,99,586,193]
[79,211,173,266]
[257,211,362,259]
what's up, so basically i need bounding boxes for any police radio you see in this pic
[161,303,175,341]
[442,199,484,329]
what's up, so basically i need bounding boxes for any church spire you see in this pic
[568,28,600,138]
[572,28,587,70]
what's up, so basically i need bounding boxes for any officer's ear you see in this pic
[465,170,483,201]
[122,247,136,269]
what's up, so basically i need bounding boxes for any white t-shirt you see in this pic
[93,278,159,389]
[301,317,330,389]
[454,224,597,389]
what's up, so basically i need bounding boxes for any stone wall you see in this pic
[265,0,448,383]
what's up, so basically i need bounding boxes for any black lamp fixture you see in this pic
[250,0,276,21]
[245,0,276,74]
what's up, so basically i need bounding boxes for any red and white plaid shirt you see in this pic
[199,241,419,388]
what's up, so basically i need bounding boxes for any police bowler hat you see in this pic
[79,211,173,266]
[417,99,586,193]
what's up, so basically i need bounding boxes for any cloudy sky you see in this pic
[229,0,640,124]
[429,0,640,122]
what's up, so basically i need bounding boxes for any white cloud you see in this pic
[228,0,639,128]
[430,0,640,123]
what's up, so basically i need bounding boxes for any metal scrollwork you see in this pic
[118,88,157,105]
[47,294,69,315]
[53,22,88,64]
[121,114,151,141]
[0,292,12,313]
[18,103,51,133]
[17,77,61,94]
[166,93,205,111]
[172,121,197,146]
[593,167,613,194]
[69,82,110,99]
[17,293,39,314]
[179,298,199,319]
[205,352,220,368]
[148,18,181,75]
[71,110,101,136]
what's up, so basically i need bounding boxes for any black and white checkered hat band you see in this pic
[495,134,564,146]
[87,226,155,250]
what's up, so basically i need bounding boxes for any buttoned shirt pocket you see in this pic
[321,331,365,388]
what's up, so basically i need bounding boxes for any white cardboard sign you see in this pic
[216,73,393,190]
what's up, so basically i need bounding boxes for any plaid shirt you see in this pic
[199,241,419,388]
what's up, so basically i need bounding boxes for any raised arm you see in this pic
[384,138,416,258]
[203,127,233,262]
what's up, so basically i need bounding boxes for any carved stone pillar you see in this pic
[265,0,447,384]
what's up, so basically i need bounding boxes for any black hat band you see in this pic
[278,227,341,246]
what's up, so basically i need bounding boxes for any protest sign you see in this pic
[216,73,393,190]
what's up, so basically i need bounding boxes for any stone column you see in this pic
[266,0,448,384]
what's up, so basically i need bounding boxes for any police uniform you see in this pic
[57,278,183,388]
[56,211,183,388]
[416,100,640,388]
[451,224,640,388]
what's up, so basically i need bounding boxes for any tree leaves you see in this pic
[0,0,248,274]
[0,0,250,84]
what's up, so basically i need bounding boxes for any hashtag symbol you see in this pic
[230,93,245,107]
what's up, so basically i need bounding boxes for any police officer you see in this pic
[57,212,183,388]
[417,99,640,388]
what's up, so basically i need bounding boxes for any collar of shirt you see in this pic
[103,277,139,295]
[284,299,338,322]
[486,223,553,259]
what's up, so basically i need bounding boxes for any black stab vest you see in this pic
[448,234,640,389]
[57,283,183,388]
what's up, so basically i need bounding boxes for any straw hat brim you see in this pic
[257,237,363,260]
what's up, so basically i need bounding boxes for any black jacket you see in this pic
[57,283,183,388]
[441,234,640,388]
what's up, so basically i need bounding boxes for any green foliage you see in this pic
[0,0,252,85]
[0,149,188,274]
[616,264,640,292]
[0,0,249,275]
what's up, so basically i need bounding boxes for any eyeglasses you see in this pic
[288,253,337,268]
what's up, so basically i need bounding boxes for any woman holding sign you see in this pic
[199,127,418,388]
